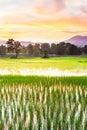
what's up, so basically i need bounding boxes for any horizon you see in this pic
[0,35,87,45]
[0,0,87,43]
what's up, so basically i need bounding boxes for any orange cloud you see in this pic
[34,0,65,16]
[0,0,87,42]
[0,14,87,41]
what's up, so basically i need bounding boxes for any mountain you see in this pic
[65,35,87,47]
[0,40,34,46]
[0,35,87,47]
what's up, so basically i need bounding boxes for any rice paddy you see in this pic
[0,57,87,76]
[0,76,87,130]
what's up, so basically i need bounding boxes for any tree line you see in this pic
[0,38,87,58]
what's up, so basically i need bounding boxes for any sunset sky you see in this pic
[0,0,87,42]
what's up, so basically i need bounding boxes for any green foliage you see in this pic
[0,76,87,130]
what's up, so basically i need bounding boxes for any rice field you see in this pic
[0,57,87,76]
[0,76,87,130]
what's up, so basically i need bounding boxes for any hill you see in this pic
[65,35,87,47]
[0,35,87,47]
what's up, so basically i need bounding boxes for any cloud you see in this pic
[66,0,87,7]
[65,0,87,17]
[63,30,87,34]
[81,6,87,15]
[54,0,65,10]
[0,0,87,42]
[34,0,65,15]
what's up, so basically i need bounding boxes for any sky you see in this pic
[0,0,87,42]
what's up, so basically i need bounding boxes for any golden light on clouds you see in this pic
[0,0,87,42]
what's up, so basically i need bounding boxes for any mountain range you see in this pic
[64,35,87,47]
[0,35,87,47]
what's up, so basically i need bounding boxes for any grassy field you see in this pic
[0,57,87,129]
[0,76,87,130]
[0,56,87,75]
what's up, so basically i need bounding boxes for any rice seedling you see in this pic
[0,76,87,130]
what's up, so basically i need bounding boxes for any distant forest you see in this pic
[0,38,87,58]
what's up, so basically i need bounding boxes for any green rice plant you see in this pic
[70,106,76,129]
[37,108,41,130]
[8,122,14,130]
[84,118,87,130]
[58,119,62,130]
[28,105,33,130]
[0,120,4,130]
[47,116,51,130]
[42,105,46,120]
[0,76,87,130]
[75,119,79,130]
[50,102,55,119]
[53,105,61,130]
[62,106,67,126]
[23,108,26,122]
[5,109,9,123]
[18,119,23,130]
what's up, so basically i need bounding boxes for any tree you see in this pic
[33,44,40,57]
[6,39,21,58]
[26,44,34,56]
[69,44,80,55]
[0,45,6,56]
[82,45,87,54]
[50,43,57,55]
[41,43,50,58]
[65,43,72,55]
[43,50,49,58]
[57,42,66,55]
